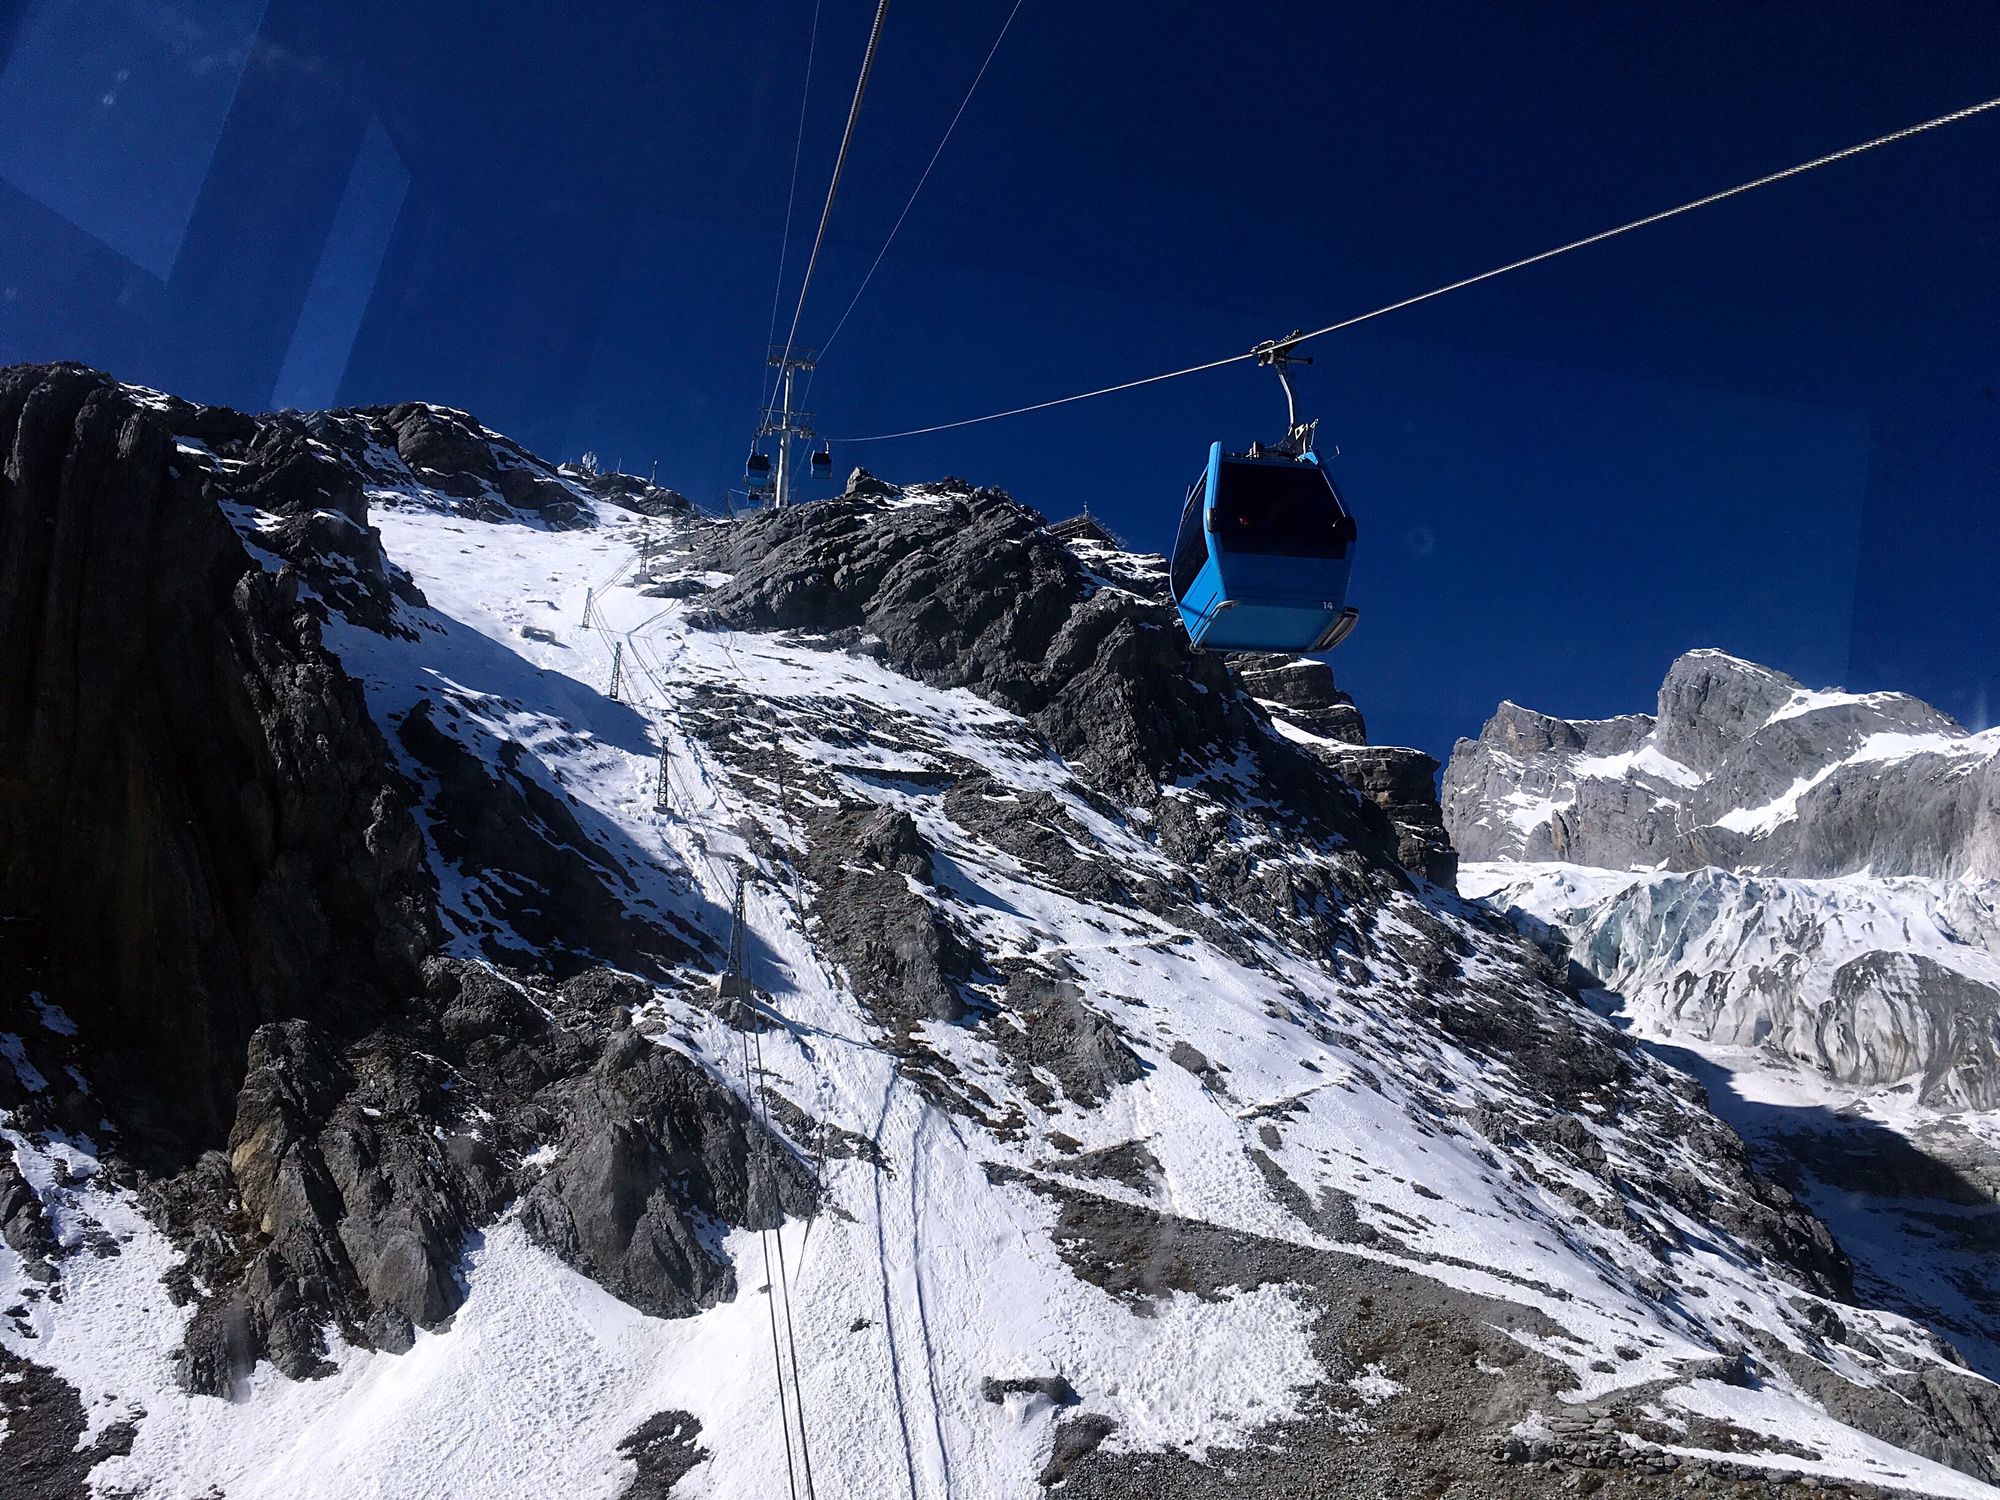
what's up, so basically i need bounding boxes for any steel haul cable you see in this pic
[616,573,825,1496]
[589,573,807,1497]
[615,537,996,1500]
[760,0,824,411]
[814,0,1027,370]
[780,0,894,364]
[742,1021,804,1500]
[830,90,2000,443]
[610,537,908,1497]
[754,1018,819,1500]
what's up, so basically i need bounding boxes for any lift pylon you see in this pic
[760,348,819,510]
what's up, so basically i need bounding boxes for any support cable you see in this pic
[780,0,894,366]
[755,1018,819,1500]
[830,91,2000,442]
[742,1020,804,1500]
[814,0,1025,369]
[601,597,799,1495]
[613,551,910,1496]
[607,550,877,1500]
[762,0,824,411]
[651,607,819,1495]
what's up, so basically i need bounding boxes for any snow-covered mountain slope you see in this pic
[1448,653,2000,1430]
[1444,650,2000,878]
[1464,865,2000,1109]
[1464,861,2000,1388]
[8,364,2000,1498]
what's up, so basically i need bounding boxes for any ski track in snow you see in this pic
[5,490,1999,1498]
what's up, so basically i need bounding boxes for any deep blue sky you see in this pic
[2,1,1995,759]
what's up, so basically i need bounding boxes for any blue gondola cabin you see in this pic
[1169,441,1359,653]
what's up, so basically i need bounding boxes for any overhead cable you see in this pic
[815,0,1026,367]
[780,0,894,364]
[742,1021,805,1500]
[761,0,824,409]
[832,90,2000,443]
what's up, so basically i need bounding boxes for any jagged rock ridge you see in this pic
[1444,648,2000,878]
[0,365,808,1422]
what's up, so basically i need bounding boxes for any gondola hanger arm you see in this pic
[1249,330,1315,453]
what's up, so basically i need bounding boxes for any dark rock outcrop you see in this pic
[1315,745,1457,886]
[520,1024,817,1318]
[0,1345,137,1500]
[563,463,692,520]
[370,401,587,528]
[159,1016,510,1393]
[689,492,1390,852]
[0,363,436,1160]
[428,957,599,1106]
[844,466,896,499]
[232,415,429,633]
[994,971,1147,1107]
[616,1410,708,1498]
[1231,653,1367,744]
[801,802,974,1032]
[0,1151,57,1283]
[144,958,814,1393]
[940,777,1137,909]
[1228,652,1459,887]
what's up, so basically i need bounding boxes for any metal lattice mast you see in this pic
[760,349,817,510]
[719,872,755,1005]
[728,874,749,978]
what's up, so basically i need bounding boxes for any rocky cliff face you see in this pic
[1444,649,2000,878]
[1445,655,2000,1112]
[1448,650,2000,1399]
[4,369,1999,1500]
[0,365,803,1414]
[1227,652,1457,886]
[0,364,435,1158]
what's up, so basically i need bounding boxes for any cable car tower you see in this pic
[757,347,822,510]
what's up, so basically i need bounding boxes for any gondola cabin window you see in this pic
[1215,461,1354,558]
